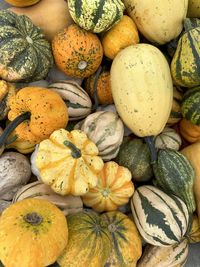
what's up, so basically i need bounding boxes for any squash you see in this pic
[171,18,200,88]
[9,0,73,40]
[188,214,200,243]
[31,129,104,196]
[155,127,182,150]
[5,0,40,7]
[5,136,37,154]
[102,15,139,60]
[68,0,125,33]
[181,87,200,125]
[0,152,31,200]
[0,128,4,156]
[137,238,189,267]
[115,137,153,182]
[131,185,189,246]
[75,111,124,161]
[0,80,16,120]
[187,0,200,17]
[13,181,83,216]
[48,80,92,121]
[52,24,103,79]
[0,10,53,82]
[81,161,134,212]
[0,198,68,267]
[181,142,200,226]
[179,119,200,143]
[123,0,188,45]
[167,86,183,125]
[0,200,11,214]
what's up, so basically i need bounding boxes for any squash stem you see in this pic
[92,65,103,111]
[144,136,157,164]
[24,212,43,225]
[0,112,31,147]
[63,140,81,158]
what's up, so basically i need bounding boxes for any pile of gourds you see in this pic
[0,0,200,266]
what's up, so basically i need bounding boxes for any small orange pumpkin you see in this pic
[179,119,200,143]
[52,24,103,78]
[5,0,40,7]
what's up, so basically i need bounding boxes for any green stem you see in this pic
[144,136,157,164]
[0,112,31,147]
[63,140,81,158]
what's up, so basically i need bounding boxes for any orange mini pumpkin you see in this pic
[179,118,200,143]
[52,24,103,78]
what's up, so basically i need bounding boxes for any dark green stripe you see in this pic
[183,98,200,125]
[64,100,89,109]
[170,110,182,118]
[74,0,83,19]
[162,133,181,146]
[174,38,184,84]
[48,86,88,101]
[174,241,188,261]
[92,0,106,25]
[182,87,200,101]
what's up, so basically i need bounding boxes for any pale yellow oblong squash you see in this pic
[110,44,173,137]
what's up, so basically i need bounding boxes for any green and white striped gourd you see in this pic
[181,86,200,125]
[75,111,124,161]
[153,149,196,213]
[0,10,53,82]
[48,80,92,121]
[155,127,182,151]
[131,185,189,246]
[68,0,125,33]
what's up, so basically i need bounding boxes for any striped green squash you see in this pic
[171,18,200,88]
[153,149,196,213]
[131,185,189,246]
[0,10,53,82]
[48,80,92,121]
[68,0,125,33]
[181,86,200,125]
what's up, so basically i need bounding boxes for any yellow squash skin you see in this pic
[187,0,200,17]
[110,44,173,137]
[123,0,188,45]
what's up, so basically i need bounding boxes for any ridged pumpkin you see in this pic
[31,129,104,196]
[0,10,53,82]
[82,161,134,212]
[5,0,40,7]
[102,15,139,60]
[0,80,16,120]
[188,214,200,243]
[52,24,103,78]
[0,198,68,267]
[155,127,182,151]
[179,119,200,143]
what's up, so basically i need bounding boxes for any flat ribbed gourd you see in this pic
[0,10,53,82]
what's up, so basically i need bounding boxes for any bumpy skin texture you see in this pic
[52,24,103,78]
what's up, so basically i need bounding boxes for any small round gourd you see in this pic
[5,0,40,7]
[155,127,182,151]
[0,80,16,120]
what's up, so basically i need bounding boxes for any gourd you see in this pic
[187,0,200,17]
[171,18,200,88]
[52,24,103,79]
[0,128,4,156]
[48,80,92,121]
[68,0,125,33]
[31,129,104,196]
[5,137,37,154]
[181,87,200,125]
[102,15,139,60]
[179,119,200,143]
[5,0,40,7]
[188,214,200,243]
[155,127,182,150]
[137,239,189,267]
[13,181,83,215]
[0,152,31,200]
[167,86,183,125]
[75,111,124,161]
[0,10,53,82]
[153,149,196,213]
[123,0,188,44]
[9,0,73,40]
[0,198,68,267]
[131,185,189,246]
[0,200,11,214]
[0,80,16,120]
[81,161,134,212]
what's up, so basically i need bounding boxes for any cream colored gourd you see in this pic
[124,0,188,44]
[111,44,173,137]
[155,127,182,151]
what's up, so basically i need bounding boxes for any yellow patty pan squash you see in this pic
[0,198,68,267]
[31,129,104,196]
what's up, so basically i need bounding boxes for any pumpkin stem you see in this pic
[24,212,43,225]
[0,112,31,148]
[144,136,157,164]
[63,140,81,158]
[92,65,103,111]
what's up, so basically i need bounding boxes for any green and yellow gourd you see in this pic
[171,18,200,88]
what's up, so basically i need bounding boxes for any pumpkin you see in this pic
[187,0,200,17]
[188,214,200,243]
[68,0,125,33]
[167,86,183,125]
[0,198,68,267]
[102,15,139,60]
[48,80,92,121]
[179,119,200,143]
[84,69,113,105]
[13,181,83,216]
[31,129,104,196]
[5,134,37,154]
[181,142,200,226]
[5,0,40,7]
[0,80,16,120]
[123,0,188,44]
[0,10,53,82]
[171,18,200,88]
[155,127,182,150]
[75,111,124,161]
[9,0,73,40]
[81,161,134,212]
[52,24,103,79]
